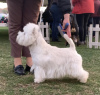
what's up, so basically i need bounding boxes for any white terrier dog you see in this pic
[16,23,89,83]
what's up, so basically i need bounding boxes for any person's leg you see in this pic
[76,14,84,42]
[95,17,100,24]
[7,0,24,67]
[72,14,79,36]
[50,4,63,41]
[93,17,95,35]
[22,0,41,68]
[93,17,100,37]
[83,13,90,42]
[7,0,26,75]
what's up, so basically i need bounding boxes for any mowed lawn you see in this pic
[0,27,100,95]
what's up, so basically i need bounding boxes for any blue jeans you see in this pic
[50,4,63,41]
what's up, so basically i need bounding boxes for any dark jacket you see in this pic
[52,0,71,14]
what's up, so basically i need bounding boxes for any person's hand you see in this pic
[62,14,71,38]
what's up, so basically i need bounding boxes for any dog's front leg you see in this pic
[34,66,45,83]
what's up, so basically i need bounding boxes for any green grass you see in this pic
[0,27,100,95]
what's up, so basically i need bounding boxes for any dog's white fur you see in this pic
[16,23,89,83]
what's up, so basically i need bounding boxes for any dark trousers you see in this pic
[7,0,41,57]
[93,17,100,26]
[76,14,90,42]
[93,17,100,36]
[50,4,63,41]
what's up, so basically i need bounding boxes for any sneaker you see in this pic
[78,41,85,45]
[14,65,25,75]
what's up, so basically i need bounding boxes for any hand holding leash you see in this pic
[59,23,69,33]
[58,23,69,37]
[63,14,71,37]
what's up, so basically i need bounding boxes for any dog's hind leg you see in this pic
[72,68,89,83]
[68,65,89,83]
[78,70,89,83]
[34,66,45,83]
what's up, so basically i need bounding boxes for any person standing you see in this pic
[50,0,71,42]
[72,0,94,45]
[7,0,41,75]
[91,0,100,36]
[92,0,100,26]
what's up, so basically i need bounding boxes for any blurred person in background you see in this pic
[72,0,94,45]
[92,0,100,37]
[50,0,71,42]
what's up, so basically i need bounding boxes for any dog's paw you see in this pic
[34,78,45,83]
[79,72,89,83]
[80,78,88,83]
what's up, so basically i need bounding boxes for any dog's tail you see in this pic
[64,34,75,50]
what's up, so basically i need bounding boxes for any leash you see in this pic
[58,23,69,37]
[38,0,44,27]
